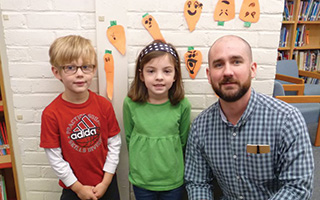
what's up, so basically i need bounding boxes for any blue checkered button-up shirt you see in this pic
[185,90,314,200]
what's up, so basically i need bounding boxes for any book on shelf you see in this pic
[279,27,288,47]
[295,26,300,46]
[278,51,290,60]
[0,174,7,200]
[300,0,308,20]
[298,24,305,46]
[0,122,9,156]
[298,1,304,20]
[293,50,299,61]
[316,51,320,71]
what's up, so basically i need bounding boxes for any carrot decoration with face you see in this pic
[106,21,126,55]
[184,0,203,32]
[214,0,235,23]
[184,46,202,79]
[142,13,165,42]
[239,0,260,24]
[104,50,114,100]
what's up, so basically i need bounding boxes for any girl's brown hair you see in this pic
[128,40,185,105]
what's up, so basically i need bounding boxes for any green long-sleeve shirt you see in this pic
[123,96,191,191]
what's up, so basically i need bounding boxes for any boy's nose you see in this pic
[75,67,85,75]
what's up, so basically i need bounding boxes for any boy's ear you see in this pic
[51,66,62,81]
[93,66,98,74]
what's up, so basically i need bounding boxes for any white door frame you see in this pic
[95,0,130,199]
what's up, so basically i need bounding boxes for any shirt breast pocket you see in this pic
[244,153,275,182]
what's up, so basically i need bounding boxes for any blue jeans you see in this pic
[133,185,184,200]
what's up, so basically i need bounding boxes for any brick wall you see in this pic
[0,0,284,199]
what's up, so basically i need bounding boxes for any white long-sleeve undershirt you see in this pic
[45,134,121,187]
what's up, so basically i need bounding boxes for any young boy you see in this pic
[40,35,121,200]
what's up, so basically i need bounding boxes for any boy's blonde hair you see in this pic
[49,35,97,68]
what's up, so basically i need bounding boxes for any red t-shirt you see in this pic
[40,90,120,188]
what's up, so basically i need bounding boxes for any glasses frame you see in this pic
[59,64,95,75]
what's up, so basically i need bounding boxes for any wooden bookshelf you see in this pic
[278,0,320,70]
[0,57,20,199]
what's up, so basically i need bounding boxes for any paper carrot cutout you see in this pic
[104,50,114,100]
[214,0,235,24]
[106,21,126,55]
[184,47,202,79]
[239,0,260,25]
[184,0,203,32]
[142,13,165,42]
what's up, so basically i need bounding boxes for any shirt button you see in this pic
[233,132,237,136]
[233,155,237,159]
[239,196,244,199]
[236,176,240,180]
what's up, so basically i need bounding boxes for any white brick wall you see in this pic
[0,0,284,199]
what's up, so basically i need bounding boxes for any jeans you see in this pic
[60,174,120,200]
[133,185,184,200]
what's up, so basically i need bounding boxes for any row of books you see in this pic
[278,50,320,83]
[283,0,295,21]
[293,50,320,71]
[0,174,8,200]
[293,50,320,84]
[295,24,310,47]
[298,0,320,21]
[279,27,289,47]
[0,122,9,156]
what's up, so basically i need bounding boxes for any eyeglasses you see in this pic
[60,64,95,75]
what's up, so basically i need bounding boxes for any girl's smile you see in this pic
[140,54,176,104]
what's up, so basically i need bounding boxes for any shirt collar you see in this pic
[218,89,257,127]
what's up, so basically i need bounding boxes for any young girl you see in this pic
[123,40,191,200]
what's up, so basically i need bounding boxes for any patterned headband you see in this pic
[139,42,179,62]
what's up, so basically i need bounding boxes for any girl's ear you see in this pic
[52,66,62,81]
[139,69,144,82]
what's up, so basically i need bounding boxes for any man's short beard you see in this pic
[212,77,251,102]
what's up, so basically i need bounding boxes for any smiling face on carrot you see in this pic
[184,0,203,32]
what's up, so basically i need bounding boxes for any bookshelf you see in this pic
[279,0,320,73]
[0,57,20,200]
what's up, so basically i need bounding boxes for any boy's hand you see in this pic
[93,182,109,199]
[93,172,113,198]
[71,181,98,200]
